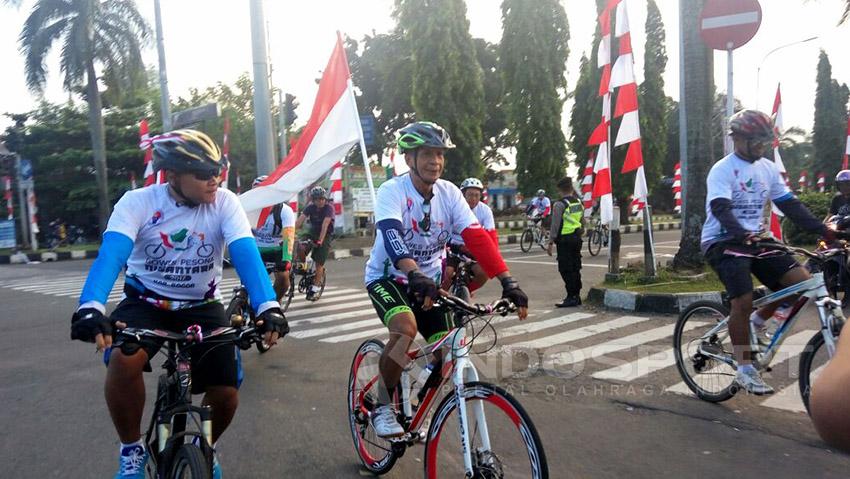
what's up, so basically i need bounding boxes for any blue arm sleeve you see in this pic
[79,231,133,306]
[377,218,413,267]
[229,236,276,310]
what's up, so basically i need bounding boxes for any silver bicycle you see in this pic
[673,240,847,413]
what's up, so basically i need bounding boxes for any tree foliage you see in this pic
[638,0,668,197]
[812,50,849,184]
[395,0,486,183]
[500,0,570,196]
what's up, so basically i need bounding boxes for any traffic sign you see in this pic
[172,103,221,129]
[700,0,762,51]
[359,114,375,147]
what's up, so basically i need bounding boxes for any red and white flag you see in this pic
[129,171,137,190]
[240,33,363,227]
[581,154,594,217]
[3,175,12,220]
[590,0,619,225]
[220,117,231,190]
[140,119,164,186]
[817,172,826,193]
[672,162,682,214]
[798,170,808,192]
[330,161,344,229]
[769,85,786,241]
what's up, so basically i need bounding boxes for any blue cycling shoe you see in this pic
[114,443,148,479]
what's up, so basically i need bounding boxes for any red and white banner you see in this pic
[817,172,826,193]
[140,119,164,186]
[240,33,363,227]
[129,171,137,190]
[27,186,38,234]
[769,85,786,241]
[590,0,619,225]
[330,161,344,230]
[581,154,594,217]
[798,169,808,192]
[672,162,682,214]
[220,117,231,190]
[3,176,12,220]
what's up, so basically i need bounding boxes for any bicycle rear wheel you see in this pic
[424,381,548,479]
[799,328,840,415]
[169,444,211,479]
[348,339,398,475]
[673,301,737,402]
[587,230,602,256]
[520,229,534,253]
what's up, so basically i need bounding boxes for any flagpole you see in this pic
[347,79,378,212]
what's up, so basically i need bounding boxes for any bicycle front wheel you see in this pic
[424,381,548,479]
[588,230,602,256]
[673,301,737,402]
[520,229,534,253]
[169,444,211,479]
[799,329,839,415]
[348,339,398,475]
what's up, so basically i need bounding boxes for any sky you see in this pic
[1,0,849,157]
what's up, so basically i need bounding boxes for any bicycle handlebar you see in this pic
[749,236,850,262]
[436,294,516,317]
[116,324,260,349]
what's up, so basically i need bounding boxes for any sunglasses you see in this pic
[420,199,431,232]
[191,169,222,181]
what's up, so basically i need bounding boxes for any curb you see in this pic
[0,249,98,264]
[586,286,723,315]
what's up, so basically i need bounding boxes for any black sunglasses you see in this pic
[192,168,222,181]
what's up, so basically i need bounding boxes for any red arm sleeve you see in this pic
[487,229,499,247]
[461,226,508,278]
[543,206,551,217]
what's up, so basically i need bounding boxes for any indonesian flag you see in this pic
[770,85,787,241]
[843,115,850,170]
[139,119,164,186]
[581,154,594,217]
[240,33,362,227]
[673,162,682,214]
[3,176,12,220]
[817,172,826,193]
[798,170,808,192]
[591,0,619,226]
[330,161,344,229]
[220,117,231,190]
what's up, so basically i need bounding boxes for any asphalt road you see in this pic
[1,229,848,478]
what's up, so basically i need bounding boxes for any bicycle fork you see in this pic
[452,339,492,477]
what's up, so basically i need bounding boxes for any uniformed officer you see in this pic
[547,177,584,307]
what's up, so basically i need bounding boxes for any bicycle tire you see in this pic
[520,229,534,253]
[799,330,838,416]
[424,381,548,479]
[348,339,398,475]
[673,301,737,403]
[169,444,211,479]
[588,230,601,256]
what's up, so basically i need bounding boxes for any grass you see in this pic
[603,266,727,294]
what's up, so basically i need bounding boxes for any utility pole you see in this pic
[154,0,172,131]
[249,0,276,175]
[279,90,288,158]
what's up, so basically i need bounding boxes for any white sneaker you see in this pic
[371,405,405,438]
[735,367,775,395]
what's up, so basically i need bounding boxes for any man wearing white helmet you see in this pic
[440,177,497,291]
[251,175,296,301]
[526,188,551,237]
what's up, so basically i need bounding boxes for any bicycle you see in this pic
[347,250,548,478]
[223,263,278,353]
[673,239,847,414]
[586,217,609,257]
[286,238,326,304]
[111,323,260,478]
[520,215,549,253]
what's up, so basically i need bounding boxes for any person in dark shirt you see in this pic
[829,170,850,218]
[295,186,335,300]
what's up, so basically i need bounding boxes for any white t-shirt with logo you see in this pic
[253,203,295,250]
[530,197,551,215]
[106,184,254,300]
[451,201,495,245]
[701,153,792,249]
[365,175,479,284]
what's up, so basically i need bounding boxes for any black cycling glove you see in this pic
[500,276,528,309]
[407,270,439,303]
[257,307,290,337]
[70,308,112,342]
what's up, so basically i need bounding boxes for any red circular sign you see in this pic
[699,0,762,50]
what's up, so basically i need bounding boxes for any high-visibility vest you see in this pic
[560,197,583,236]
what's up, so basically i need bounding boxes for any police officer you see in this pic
[547,177,584,307]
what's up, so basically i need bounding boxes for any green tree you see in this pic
[673,0,715,269]
[500,0,569,196]
[19,0,150,233]
[812,50,849,183]
[568,54,599,176]
[474,38,511,170]
[396,0,486,183]
[638,0,668,198]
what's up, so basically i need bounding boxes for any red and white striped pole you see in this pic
[129,171,137,190]
[330,161,344,231]
[140,119,164,186]
[817,172,826,193]
[3,176,13,220]
[673,162,682,214]
[798,170,807,192]
[581,153,594,218]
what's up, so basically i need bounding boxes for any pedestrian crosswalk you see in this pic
[0,273,826,415]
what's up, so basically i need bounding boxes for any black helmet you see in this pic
[397,121,455,153]
[151,129,225,175]
[310,186,327,199]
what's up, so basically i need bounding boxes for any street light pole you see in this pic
[249,0,276,176]
[154,0,172,131]
[755,36,818,110]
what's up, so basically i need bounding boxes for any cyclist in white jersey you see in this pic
[70,130,288,479]
[527,190,551,234]
[440,177,497,292]
[251,175,296,300]
[364,121,529,438]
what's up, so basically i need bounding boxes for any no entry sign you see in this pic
[700,0,762,50]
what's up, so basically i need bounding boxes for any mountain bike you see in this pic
[347,250,548,478]
[223,264,278,353]
[112,323,260,478]
[520,215,549,253]
[286,238,326,303]
[673,239,847,413]
[586,217,609,257]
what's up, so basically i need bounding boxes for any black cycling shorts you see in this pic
[110,297,240,394]
[260,249,291,273]
[705,243,801,300]
[366,278,452,344]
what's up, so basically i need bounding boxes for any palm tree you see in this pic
[673,0,715,269]
[19,0,150,232]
